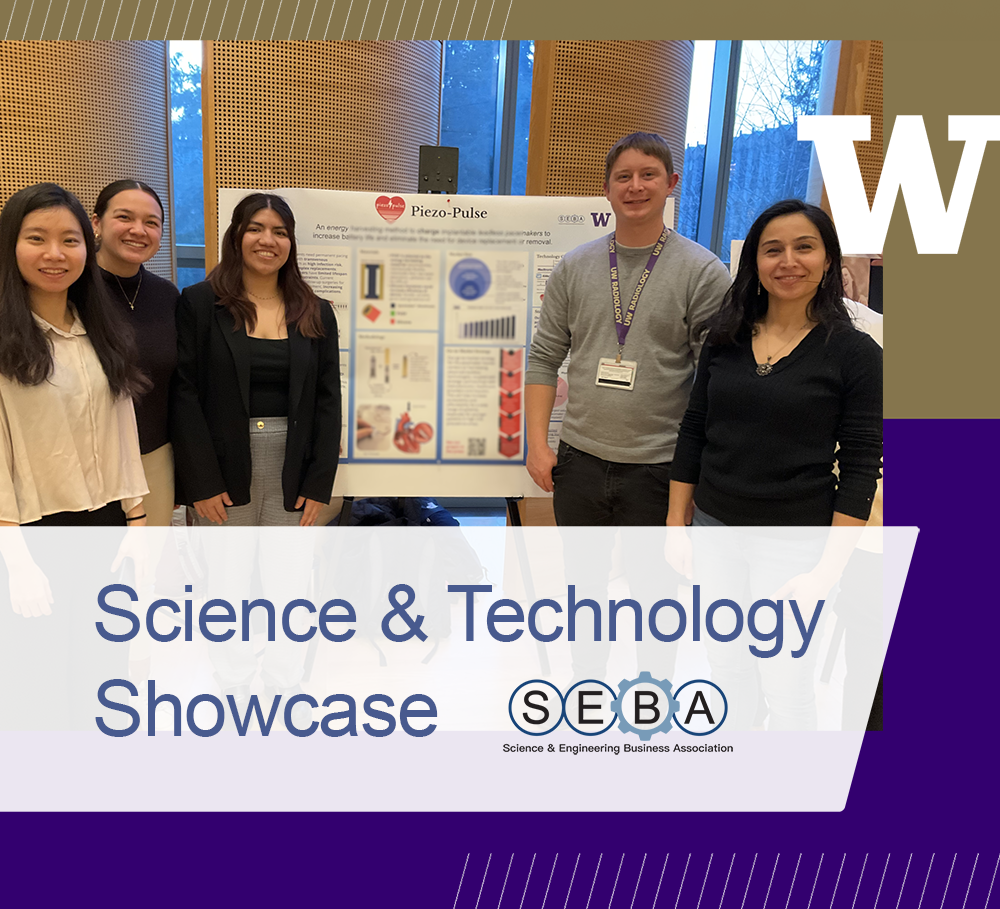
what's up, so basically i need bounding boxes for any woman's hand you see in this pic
[194,492,233,524]
[663,526,693,580]
[296,497,326,527]
[9,559,53,618]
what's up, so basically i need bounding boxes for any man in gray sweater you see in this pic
[524,132,731,684]
[525,132,731,524]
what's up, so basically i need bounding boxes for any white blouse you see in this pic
[0,310,147,524]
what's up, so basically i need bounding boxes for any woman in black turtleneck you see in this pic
[92,180,179,526]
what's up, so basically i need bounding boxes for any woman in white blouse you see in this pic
[0,183,148,528]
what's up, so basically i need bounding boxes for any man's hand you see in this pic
[526,444,558,493]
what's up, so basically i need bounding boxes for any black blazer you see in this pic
[171,280,341,512]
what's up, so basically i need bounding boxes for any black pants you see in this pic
[551,442,679,682]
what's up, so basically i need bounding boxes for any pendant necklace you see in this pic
[114,270,142,311]
[756,320,810,376]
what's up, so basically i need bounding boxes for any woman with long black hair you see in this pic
[667,199,883,731]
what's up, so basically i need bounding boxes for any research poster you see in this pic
[2,20,996,909]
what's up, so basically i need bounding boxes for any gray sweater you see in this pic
[525,231,731,463]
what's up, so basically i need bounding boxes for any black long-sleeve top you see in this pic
[671,324,883,525]
[100,265,179,454]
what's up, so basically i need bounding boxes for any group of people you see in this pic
[0,131,882,729]
[0,182,342,535]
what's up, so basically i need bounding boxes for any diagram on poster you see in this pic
[356,248,440,331]
[445,250,528,345]
[354,332,438,460]
[442,348,524,460]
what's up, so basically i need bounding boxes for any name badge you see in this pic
[595,357,637,390]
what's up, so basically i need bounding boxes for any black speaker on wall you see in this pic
[418,145,459,194]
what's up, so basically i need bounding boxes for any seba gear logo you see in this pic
[375,195,406,222]
[508,673,727,738]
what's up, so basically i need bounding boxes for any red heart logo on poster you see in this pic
[375,195,406,222]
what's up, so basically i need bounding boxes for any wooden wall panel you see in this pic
[526,40,694,226]
[203,40,442,268]
[832,39,884,206]
[0,41,174,280]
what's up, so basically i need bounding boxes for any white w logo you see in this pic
[799,115,1000,254]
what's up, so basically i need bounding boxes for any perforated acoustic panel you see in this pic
[0,41,173,280]
[858,40,884,206]
[205,41,441,268]
[527,41,693,225]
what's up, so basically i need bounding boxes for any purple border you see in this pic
[4,419,998,906]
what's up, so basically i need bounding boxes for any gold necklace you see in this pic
[756,320,810,377]
[113,270,142,310]
[247,288,281,301]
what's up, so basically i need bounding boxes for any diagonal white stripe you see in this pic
[499,0,511,35]
[428,0,442,35]
[288,0,301,36]
[540,854,559,909]
[393,0,405,38]
[960,854,979,909]
[916,854,935,909]
[675,854,693,909]
[269,0,282,38]
[254,0,266,37]
[652,855,670,909]
[475,854,493,909]
[410,0,423,37]
[452,853,470,909]
[481,0,495,38]
[519,854,538,909]
[339,0,353,38]
[447,0,460,36]
[788,854,804,909]
[564,854,581,909]
[498,854,515,909]
[59,0,72,38]
[805,854,822,909]
[164,0,177,37]
[323,0,335,37]
[235,0,249,35]
[696,854,714,909]
[199,1,211,38]
[145,0,158,38]
[740,854,759,909]
[41,0,54,36]
[93,0,107,38]
[985,853,1000,907]
[874,855,891,909]
[463,0,477,38]
[630,854,647,909]
[128,1,140,38]
[23,0,36,39]
[851,854,869,909]
[74,0,89,39]
[830,854,846,908]
[5,1,17,40]
[608,854,624,908]
[719,855,736,908]
[585,854,603,909]
[357,0,372,35]
[938,855,957,909]
[215,0,233,36]
[376,0,388,37]
[894,854,913,909]
[306,0,318,35]
[762,855,781,909]
[180,0,193,36]
[112,0,122,35]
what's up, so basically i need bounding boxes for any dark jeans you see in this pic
[551,441,678,682]
[552,441,672,526]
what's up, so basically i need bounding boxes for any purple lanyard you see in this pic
[609,228,668,353]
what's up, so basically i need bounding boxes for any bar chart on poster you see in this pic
[217,189,667,496]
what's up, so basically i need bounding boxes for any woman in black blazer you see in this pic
[172,193,341,527]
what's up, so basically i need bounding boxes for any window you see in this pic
[168,40,205,289]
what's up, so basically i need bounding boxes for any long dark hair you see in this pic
[94,179,165,221]
[700,199,852,346]
[209,193,325,338]
[0,183,148,397]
